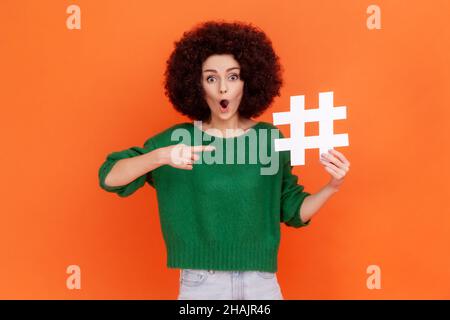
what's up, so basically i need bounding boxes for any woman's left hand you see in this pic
[319,149,350,191]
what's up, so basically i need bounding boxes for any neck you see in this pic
[202,114,251,138]
[209,115,242,129]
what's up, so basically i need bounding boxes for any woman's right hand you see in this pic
[157,144,216,170]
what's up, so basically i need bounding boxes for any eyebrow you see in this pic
[202,67,240,73]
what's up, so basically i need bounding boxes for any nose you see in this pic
[219,81,228,94]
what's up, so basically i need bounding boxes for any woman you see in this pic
[98,20,350,300]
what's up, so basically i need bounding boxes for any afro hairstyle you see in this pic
[163,20,284,122]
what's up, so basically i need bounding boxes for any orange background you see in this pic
[1,0,449,299]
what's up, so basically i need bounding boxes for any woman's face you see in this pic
[201,54,244,121]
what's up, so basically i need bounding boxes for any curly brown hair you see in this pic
[163,20,284,122]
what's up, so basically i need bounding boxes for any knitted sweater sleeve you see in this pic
[277,128,312,228]
[280,155,312,228]
[98,137,157,197]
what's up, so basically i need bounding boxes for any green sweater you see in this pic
[98,121,311,272]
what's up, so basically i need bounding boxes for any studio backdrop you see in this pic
[1,0,449,299]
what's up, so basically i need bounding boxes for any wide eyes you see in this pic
[206,74,240,83]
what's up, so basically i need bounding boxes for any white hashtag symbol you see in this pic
[272,91,349,166]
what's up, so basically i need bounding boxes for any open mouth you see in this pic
[219,99,229,113]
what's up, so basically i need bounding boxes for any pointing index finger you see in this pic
[191,145,216,153]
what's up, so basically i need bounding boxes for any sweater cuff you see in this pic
[285,193,312,228]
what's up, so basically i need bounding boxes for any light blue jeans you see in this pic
[177,269,284,300]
